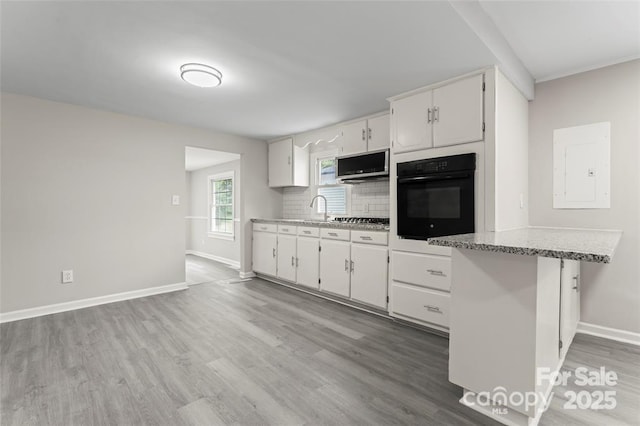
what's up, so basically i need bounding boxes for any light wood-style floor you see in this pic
[1,257,638,425]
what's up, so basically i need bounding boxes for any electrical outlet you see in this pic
[172,195,180,205]
[62,270,74,284]
[364,203,369,213]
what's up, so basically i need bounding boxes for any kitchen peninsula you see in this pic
[428,227,622,426]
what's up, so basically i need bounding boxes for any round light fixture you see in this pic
[180,63,222,88]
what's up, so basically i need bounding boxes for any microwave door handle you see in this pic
[398,173,470,183]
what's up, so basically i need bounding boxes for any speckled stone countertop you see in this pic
[427,227,622,263]
[251,218,389,232]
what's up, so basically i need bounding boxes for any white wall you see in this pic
[0,93,281,313]
[187,160,241,265]
[529,60,640,333]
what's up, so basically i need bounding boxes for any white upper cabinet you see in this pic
[391,74,484,154]
[268,138,309,188]
[338,114,391,155]
[391,90,433,153]
[366,114,391,151]
[338,120,368,156]
[432,74,484,148]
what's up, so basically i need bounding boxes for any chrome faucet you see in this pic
[310,195,328,222]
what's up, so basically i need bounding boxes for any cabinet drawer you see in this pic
[391,283,450,328]
[253,223,277,233]
[391,251,451,292]
[297,226,320,238]
[351,230,388,246]
[320,228,350,241]
[278,224,297,235]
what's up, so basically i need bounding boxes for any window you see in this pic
[209,172,234,238]
[315,155,347,215]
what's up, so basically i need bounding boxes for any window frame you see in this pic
[311,150,350,218]
[208,171,235,241]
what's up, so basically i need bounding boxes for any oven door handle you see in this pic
[397,173,470,183]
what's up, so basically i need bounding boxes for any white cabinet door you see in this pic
[319,239,351,297]
[433,74,484,147]
[367,114,390,151]
[560,259,580,358]
[339,120,367,156]
[351,244,388,309]
[391,90,433,153]
[296,237,320,289]
[252,232,277,276]
[277,234,297,282]
[268,138,293,187]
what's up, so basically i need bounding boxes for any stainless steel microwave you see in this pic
[336,149,389,183]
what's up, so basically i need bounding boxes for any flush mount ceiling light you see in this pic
[180,63,222,88]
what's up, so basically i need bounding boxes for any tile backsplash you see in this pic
[283,180,390,219]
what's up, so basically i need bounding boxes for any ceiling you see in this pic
[185,147,240,172]
[1,1,638,141]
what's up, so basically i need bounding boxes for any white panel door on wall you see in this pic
[268,138,293,187]
[319,239,351,297]
[367,114,390,151]
[391,90,433,153]
[350,244,388,308]
[296,237,319,289]
[252,232,277,276]
[432,74,484,147]
[277,234,297,282]
[339,120,367,155]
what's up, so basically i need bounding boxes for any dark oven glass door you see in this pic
[397,172,474,240]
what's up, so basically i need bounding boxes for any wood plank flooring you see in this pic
[1,257,639,425]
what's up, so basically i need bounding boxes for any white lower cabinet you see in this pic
[319,239,351,297]
[390,249,452,328]
[560,259,580,359]
[296,237,320,289]
[276,234,297,282]
[252,230,277,276]
[350,244,388,309]
[391,282,450,328]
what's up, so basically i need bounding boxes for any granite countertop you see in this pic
[251,218,389,232]
[427,227,622,263]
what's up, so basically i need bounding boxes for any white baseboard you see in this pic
[0,282,188,324]
[577,321,640,346]
[239,271,256,279]
[186,250,240,269]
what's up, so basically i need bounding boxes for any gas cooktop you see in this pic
[332,217,390,225]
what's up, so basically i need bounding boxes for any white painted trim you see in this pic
[239,271,256,279]
[186,250,240,269]
[577,321,640,346]
[0,282,188,324]
[535,55,640,83]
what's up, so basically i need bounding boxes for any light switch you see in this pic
[172,195,180,205]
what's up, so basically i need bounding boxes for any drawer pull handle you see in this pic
[282,228,289,232]
[260,226,267,230]
[427,269,445,276]
[424,305,442,314]
[291,256,295,266]
[329,232,338,237]
[350,260,354,273]
[303,230,311,234]
[272,248,276,258]
[344,259,349,271]
[296,257,299,267]
[360,236,372,241]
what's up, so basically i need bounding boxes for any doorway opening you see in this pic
[185,146,241,286]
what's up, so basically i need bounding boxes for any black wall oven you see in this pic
[397,153,476,240]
